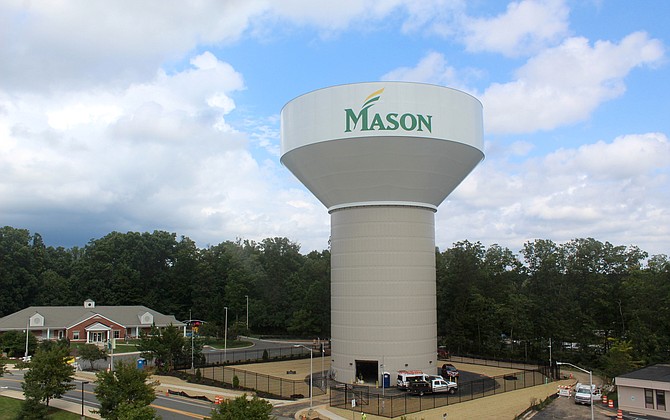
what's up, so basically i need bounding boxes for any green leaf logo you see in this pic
[361,88,385,110]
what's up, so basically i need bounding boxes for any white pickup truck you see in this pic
[574,383,601,405]
[408,376,458,396]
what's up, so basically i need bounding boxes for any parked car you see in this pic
[441,363,459,379]
[408,376,458,396]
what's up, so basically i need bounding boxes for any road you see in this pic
[0,370,214,419]
[102,336,310,368]
[1,338,317,419]
[201,336,314,365]
[531,394,614,419]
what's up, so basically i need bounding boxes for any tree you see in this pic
[601,339,639,382]
[114,402,162,420]
[138,325,202,371]
[21,341,75,407]
[0,356,7,377]
[94,360,158,420]
[16,395,49,420]
[78,343,108,370]
[0,330,37,357]
[0,227,41,317]
[210,394,274,420]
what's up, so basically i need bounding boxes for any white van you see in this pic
[396,370,429,390]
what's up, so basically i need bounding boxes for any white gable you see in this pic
[29,313,44,327]
[139,312,154,325]
[85,322,111,331]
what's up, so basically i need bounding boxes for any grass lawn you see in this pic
[112,343,138,353]
[0,396,87,419]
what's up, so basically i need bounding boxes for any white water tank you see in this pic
[281,82,484,384]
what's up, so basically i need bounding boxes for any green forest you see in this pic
[1,226,668,376]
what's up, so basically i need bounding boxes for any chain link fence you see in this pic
[177,345,328,399]
[185,364,327,399]
[330,368,550,417]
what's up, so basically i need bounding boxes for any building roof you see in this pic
[0,304,184,331]
[618,364,670,383]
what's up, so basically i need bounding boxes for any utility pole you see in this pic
[245,295,249,330]
[190,309,194,371]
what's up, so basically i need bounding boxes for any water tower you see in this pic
[281,82,484,384]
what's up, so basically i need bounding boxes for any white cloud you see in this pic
[381,51,461,86]
[0,1,267,92]
[462,0,570,57]
[266,0,401,31]
[437,132,670,255]
[0,1,668,258]
[482,32,665,134]
[0,42,333,251]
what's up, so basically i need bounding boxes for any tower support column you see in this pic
[330,205,437,384]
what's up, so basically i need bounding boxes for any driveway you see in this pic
[531,395,613,419]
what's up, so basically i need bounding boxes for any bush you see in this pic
[233,375,240,389]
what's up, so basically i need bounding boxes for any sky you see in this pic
[1,0,668,257]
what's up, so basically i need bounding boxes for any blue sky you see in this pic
[1,0,668,257]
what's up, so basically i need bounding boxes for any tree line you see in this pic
[1,226,668,375]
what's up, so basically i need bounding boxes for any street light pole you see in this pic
[25,318,29,359]
[294,344,313,409]
[224,306,228,362]
[557,361,594,420]
[79,380,89,419]
[548,338,552,379]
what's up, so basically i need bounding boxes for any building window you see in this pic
[114,330,120,339]
[73,331,79,340]
[645,389,654,409]
[657,390,666,411]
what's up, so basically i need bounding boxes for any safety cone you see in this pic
[617,409,623,419]
[609,400,614,408]
[602,395,608,404]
